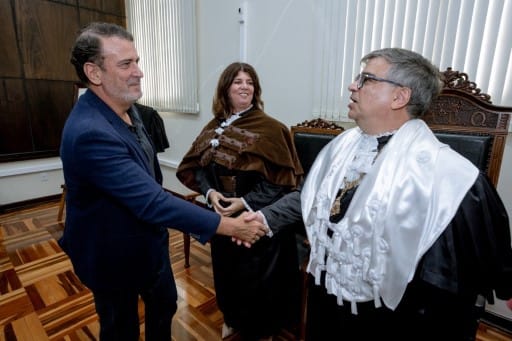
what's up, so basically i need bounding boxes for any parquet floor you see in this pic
[0,201,296,341]
[0,200,511,340]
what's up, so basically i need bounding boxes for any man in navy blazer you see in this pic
[60,22,267,341]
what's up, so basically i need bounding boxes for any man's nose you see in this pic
[348,80,358,91]
[133,64,144,78]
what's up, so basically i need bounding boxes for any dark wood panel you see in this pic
[0,79,75,162]
[79,8,126,28]
[55,0,78,4]
[79,0,125,15]
[102,0,125,16]
[15,0,78,81]
[0,1,22,77]
[25,80,75,151]
[0,79,32,155]
[0,0,126,162]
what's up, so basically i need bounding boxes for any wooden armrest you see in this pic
[182,191,201,202]
[163,188,201,204]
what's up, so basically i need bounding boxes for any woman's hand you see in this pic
[208,190,245,216]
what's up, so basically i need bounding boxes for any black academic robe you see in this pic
[261,173,512,340]
[134,103,170,153]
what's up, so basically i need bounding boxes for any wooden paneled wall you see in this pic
[0,0,126,162]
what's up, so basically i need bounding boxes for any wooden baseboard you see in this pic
[1,188,204,215]
[0,194,61,214]
[481,311,512,336]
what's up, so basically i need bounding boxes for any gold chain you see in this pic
[330,177,362,217]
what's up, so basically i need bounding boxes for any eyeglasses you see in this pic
[354,72,404,89]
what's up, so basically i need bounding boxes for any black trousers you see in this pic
[92,254,177,341]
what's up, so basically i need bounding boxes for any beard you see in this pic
[105,81,142,105]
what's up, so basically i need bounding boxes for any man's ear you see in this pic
[391,87,411,109]
[84,62,102,86]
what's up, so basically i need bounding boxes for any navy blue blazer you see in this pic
[59,90,220,291]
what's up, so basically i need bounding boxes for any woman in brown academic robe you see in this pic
[177,62,303,341]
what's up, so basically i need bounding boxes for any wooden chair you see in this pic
[290,118,345,341]
[291,118,345,175]
[424,68,512,331]
[290,69,512,340]
[175,192,201,268]
[423,67,511,187]
[57,184,66,221]
[166,190,202,268]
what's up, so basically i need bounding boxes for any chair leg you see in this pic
[181,191,200,269]
[163,189,200,268]
[57,184,67,221]
[183,233,191,268]
[296,236,310,341]
[298,263,309,341]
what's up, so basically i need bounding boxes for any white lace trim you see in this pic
[309,132,385,314]
[344,133,378,182]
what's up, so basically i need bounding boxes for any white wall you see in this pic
[159,0,316,194]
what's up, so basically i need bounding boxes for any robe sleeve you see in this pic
[260,186,304,234]
[243,178,288,211]
[418,172,512,302]
[194,167,216,197]
[134,103,170,153]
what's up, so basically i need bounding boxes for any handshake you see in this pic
[217,211,266,248]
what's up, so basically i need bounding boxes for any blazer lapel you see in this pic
[84,91,154,176]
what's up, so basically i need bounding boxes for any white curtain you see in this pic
[125,0,199,113]
[313,0,512,122]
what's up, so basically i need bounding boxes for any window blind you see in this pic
[125,0,199,113]
[313,0,512,122]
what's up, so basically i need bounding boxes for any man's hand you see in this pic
[231,211,267,246]
[217,212,268,248]
[243,211,264,224]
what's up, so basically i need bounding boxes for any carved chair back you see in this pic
[423,68,511,187]
[291,118,345,175]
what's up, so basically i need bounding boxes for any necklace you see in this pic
[329,130,396,218]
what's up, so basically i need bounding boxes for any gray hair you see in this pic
[361,48,442,118]
[70,22,134,84]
